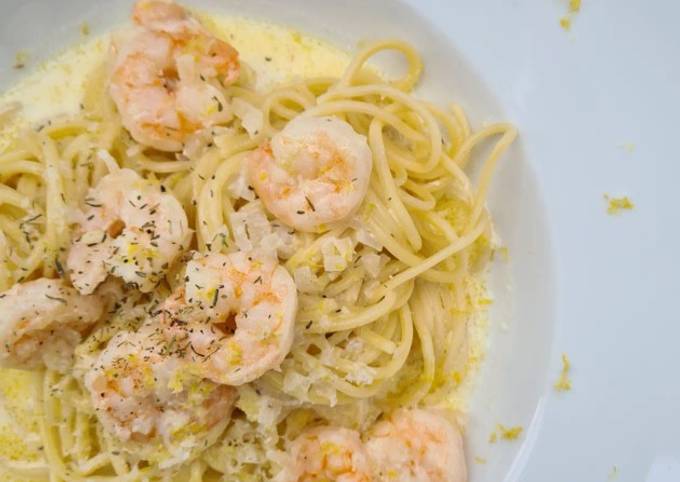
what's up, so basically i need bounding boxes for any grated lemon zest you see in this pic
[13,51,29,69]
[604,195,634,215]
[554,352,572,392]
[560,16,572,31]
[490,424,523,443]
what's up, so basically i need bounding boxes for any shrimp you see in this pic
[0,278,105,372]
[67,164,191,295]
[84,328,237,449]
[154,250,297,385]
[364,409,467,482]
[110,0,240,151]
[281,426,373,482]
[249,116,373,232]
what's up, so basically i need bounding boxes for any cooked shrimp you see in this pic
[110,0,240,151]
[85,328,237,448]
[154,250,297,385]
[250,116,373,232]
[67,164,191,295]
[0,278,105,372]
[365,409,467,482]
[281,426,372,482]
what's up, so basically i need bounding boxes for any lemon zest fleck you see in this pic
[13,51,29,69]
[498,424,523,440]
[604,195,634,215]
[560,16,572,31]
[554,352,572,392]
[490,424,523,443]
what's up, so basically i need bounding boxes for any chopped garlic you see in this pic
[282,370,312,396]
[227,167,256,201]
[232,98,263,138]
[360,252,383,278]
[352,223,383,251]
[345,364,376,386]
[293,266,320,294]
[321,237,355,272]
[229,200,272,251]
[339,280,361,305]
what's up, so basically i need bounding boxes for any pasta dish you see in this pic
[0,1,516,481]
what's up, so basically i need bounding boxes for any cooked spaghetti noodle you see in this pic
[0,9,515,482]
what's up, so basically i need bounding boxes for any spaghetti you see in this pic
[0,13,515,482]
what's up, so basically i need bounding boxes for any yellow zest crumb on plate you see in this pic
[560,16,572,31]
[13,51,29,69]
[474,456,487,464]
[497,424,523,440]
[554,352,572,391]
[560,0,581,31]
[489,424,523,443]
[604,195,635,215]
[80,21,91,36]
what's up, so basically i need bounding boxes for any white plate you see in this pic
[1,1,678,481]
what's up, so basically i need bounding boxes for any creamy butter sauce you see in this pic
[0,15,350,477]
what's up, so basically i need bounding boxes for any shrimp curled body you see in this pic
[0,278,105,371]
[85,328,237,451]
[67,166,191,295]
[280,409,467,482]
[250,116,373,232]
[365,409,467,482]
[110,0,240,151]
[283,426,372,482]
[157,251,298,385]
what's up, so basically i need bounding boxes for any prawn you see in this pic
[84,328,237,449]
[365,409,467,482]
[67,163,191,295]
[154,250,297,385]
[281,426,373,482]
[110,0,240,151]
[249,116,373,232]
[0,278,106,372]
